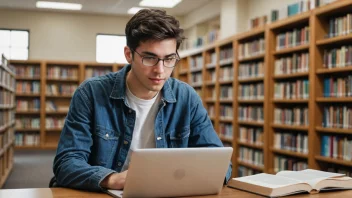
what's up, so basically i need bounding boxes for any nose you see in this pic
[154,59,165,73]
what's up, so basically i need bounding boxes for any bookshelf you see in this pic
[174,0,352,178]
[267,10,311,174]
[0,55,15,187]
[10,60,125,149]
[312,0,352,175]
[236,27,267,177]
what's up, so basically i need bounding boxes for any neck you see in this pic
[126,71,158,100]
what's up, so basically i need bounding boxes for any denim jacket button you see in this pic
[124,140,128,145]
[118,162,122,166]
[105,134,109,138]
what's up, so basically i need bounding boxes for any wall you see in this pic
[0,9,130,62]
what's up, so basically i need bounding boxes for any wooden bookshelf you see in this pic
[0,55,15,187]
[9,60,125,150]
[312,0,352,174]
[175,1,352,177]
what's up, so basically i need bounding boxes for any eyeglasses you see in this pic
[131,48,180,68]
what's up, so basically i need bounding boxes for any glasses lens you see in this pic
[142,57,158,66]
[164,58,177,67]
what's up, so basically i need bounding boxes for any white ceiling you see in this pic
[0,0,213,17]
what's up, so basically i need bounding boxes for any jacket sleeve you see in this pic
[53,86,115,191]
[188,90,233,184]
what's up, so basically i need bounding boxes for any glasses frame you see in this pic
[131,48,180,68]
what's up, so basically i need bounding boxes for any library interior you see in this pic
[0,0,352,197]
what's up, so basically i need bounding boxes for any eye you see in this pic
[165,57,176,62]
[144,57,157,61]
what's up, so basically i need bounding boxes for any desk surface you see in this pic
[0,187,350,198]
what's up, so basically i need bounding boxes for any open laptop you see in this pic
[107,147,233,198]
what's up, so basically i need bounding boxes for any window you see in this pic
[0,29,29,60]
[96,34,127,64]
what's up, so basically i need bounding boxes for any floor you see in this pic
[2,150,56,189]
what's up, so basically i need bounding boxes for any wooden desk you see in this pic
[0,187,350,198]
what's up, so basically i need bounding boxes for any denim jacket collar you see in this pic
[109,64,176,103]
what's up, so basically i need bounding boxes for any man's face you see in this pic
[125,39,177,99]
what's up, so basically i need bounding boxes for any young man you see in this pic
[53,9,232,191]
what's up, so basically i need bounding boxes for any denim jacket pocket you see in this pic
[91,125,120,166]
[168,126,190,148]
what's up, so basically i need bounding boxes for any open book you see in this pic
[227,169,352,197]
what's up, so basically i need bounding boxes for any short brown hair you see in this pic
[125,9,185,51]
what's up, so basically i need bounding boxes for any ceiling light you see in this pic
[36,1,82,10]
[127,7,144,14]
[139,0,182,8]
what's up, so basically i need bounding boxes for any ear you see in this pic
[124,46,132,64]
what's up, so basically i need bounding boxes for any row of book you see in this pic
[205,70,216,82]
[323,46,352,69]
[220,86,233,100]
[271,0,311,22]
[274,155,308,172]
[219,123,233,139]
[322,105,352,129]
[274,53,309,75]
[0,67,16,90]
[15,65,40,78]
[0,111,14,127]
[274,132,308,153]
[16,81,40,94]
[321,135,352,161]
[219,48,233,64]
[274,79,309,99]
[220,105,233,120]
[238,147,264,167]
[205,87,216,100]
[238,83,264,100]
[238,127,263,146]
[238,62,264,79]
[323,75,352,97]
[46,84,78,95]
[276,26,309,50]
[274,107,309,126]
[0,128,13,149]
[15,132,40,146]
[250,15,267,29]
[238,166,261,177]
[328,13,352,38]
[189,56,203,70]
[85,68,112,79]
[0,90,14,106]
[45,117,65,129]
[219,67,234,81]
[15,117,40,129]
[206,52,217,68]
[206,105,215,117]
[190,73,202,86]
[238,38,265,59]
[16,99,40,111]
[238,106,264,123]
[47,66,78,79]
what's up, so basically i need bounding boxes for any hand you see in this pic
[100,171,128,190]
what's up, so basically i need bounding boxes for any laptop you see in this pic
[107,147,233,198]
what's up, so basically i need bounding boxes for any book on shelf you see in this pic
[228,169,352,197]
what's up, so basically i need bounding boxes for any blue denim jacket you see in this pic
[53,64,232,191]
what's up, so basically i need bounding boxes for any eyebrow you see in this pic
[141,51,177,57]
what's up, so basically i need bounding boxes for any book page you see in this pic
[276,169,346,189]
[107,189,123,198]
[300,169,345,178]
[234,173,303,188]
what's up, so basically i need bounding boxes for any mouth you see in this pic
[149,78,164,84]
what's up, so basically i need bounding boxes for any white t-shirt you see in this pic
[121,85,160,171]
